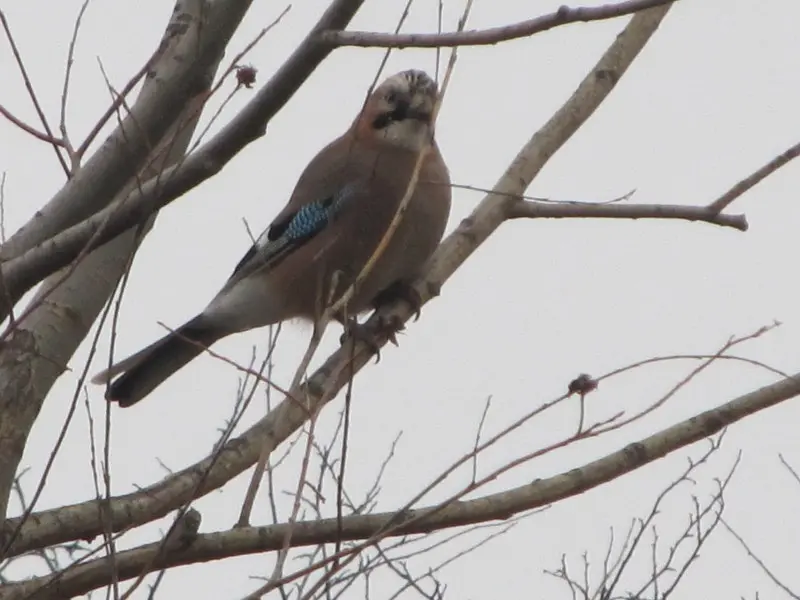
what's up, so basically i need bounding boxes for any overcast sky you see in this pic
[2,0,799,598]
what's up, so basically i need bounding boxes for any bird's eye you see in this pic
[385,91,398,104]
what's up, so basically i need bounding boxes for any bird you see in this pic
[91,69,452,407]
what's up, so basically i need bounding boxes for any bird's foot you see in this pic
[339,314,405,362]
[371,280,423,321]
[339,318,382,362]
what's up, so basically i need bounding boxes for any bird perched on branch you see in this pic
[92,69,452,407]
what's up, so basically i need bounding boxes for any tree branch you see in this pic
[0,10,69,175]
[0,104,65,147]
[507,200,747,230]
[720,517,800,599]
[321,0,677,48]
[9,366,800,599]
[707,138,800,213]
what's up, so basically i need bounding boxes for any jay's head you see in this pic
[356,70,439,150]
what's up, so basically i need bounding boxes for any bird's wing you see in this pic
[225,182,360,287]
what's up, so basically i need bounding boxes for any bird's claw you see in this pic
[376,313,405,345]
[339,315,406,362]
[340,319,383,362]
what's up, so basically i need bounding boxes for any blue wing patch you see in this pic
[279,198,334,242]
[229,189,352,281]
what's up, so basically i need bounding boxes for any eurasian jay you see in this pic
[91,69,452,407]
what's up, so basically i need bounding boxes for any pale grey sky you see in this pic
[2,0,799,598]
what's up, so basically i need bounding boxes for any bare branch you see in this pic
[58,0,91,172]
[779,453,800,488]
[721,518,800,599]
[0,105,66,147]
[74,51,153,162]
[508,200,747,230]
[550,439,734,600]
[322,0,677,48]
[0,9,69,174]
[708,138,800,213]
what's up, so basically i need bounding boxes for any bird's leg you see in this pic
[371,280,423,321]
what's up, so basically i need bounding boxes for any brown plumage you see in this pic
[91,69,452,407]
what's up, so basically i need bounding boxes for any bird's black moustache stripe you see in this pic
[372,110,431,130]
[372,112,393,129]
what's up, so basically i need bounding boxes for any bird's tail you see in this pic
[91,315,224,407]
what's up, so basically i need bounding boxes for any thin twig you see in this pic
[186,5,292,156]
[708,138,800,213]
[778,453,800,488]
[471,396,492,483]
[0,9,69,174]
[592,324,783,434]
[60,0,91,173]
[0,104,66,146]
[268,412,323,587]
[334,354,356,562]
[721,518,800,599]
[74,51,155,159]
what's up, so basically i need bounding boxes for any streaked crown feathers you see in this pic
[357,70,440,150]
[378,69,438,98]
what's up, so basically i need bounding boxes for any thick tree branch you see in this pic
[9,366,800,598]
[321,0,676,48]
[0,4,674,559]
